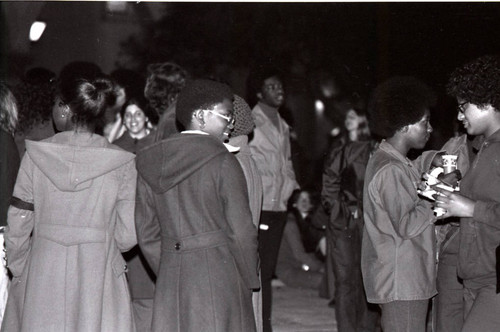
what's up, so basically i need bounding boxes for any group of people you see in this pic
[0,61,300,332]
[0,53,499,332]
[320,54,500,332]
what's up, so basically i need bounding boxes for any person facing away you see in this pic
[362,76,441,332]
[13,67,56,158]
[135,79,259,332]
[433,54,500,332]
[247,66,299,332]
[0,82,21,325]
[321,105,380,332]
[2,78,138,332]
[144,62,189,142]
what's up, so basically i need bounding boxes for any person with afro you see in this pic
[135,79,259,331]
[361,76,441,332]
[434,54,500,331]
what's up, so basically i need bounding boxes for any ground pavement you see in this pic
[272,281,337,332]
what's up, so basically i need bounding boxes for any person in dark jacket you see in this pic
[321,106,380,331]
[0,82,20,324]
[435,54,500,331]
[135,79,259,331]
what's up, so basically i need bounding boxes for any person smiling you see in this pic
[362,76,439,332]
[435,55,500,331]
[114,96,155,155]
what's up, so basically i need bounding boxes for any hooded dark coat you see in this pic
[135,133,259,332]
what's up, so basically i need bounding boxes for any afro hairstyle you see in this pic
[446,54,500,111]
[175,79,233,128]
[368,76,436,138]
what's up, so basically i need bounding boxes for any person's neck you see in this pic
[258,102,280,128]
[386,135,410,157]
[129,129,149,140]
[348,130,358,142]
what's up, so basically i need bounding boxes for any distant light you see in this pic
[29,21,46,42]
[315,100,325,115]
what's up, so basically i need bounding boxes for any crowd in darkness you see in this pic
[0,53,499,332]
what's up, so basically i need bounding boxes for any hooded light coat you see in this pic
[135,133,259,332]
[2,132,137,332]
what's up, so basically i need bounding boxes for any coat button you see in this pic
[175,243,181,250]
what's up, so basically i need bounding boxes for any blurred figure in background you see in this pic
[13,68,56,157]
[144,62,189,142]
[114,96,156,153]
[2,78,137,332]
[114,95,156,331]
[227,94,264,332]
[105,69,150,143]
[276,189,325,290]
[321,105,380,331]
[0,82,20,325]
[247,66,300,332]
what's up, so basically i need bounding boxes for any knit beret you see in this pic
[175,79,233,128]
[231,95,255,137]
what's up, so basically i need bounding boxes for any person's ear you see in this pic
[257,92,263,100]
[400,125,409,133]
[193,110,205,128]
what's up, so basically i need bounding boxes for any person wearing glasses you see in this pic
[247,67,299,332]
[135,79,259,332]
[434,54,500,331]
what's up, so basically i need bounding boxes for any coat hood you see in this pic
[136,133,227,194]
[25,132,135,192]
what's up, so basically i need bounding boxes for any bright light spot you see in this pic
[29,21,46,42]
[315,100,324,115]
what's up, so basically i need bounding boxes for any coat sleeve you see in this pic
[135,174,161,275]
[321,144,343,214]
[369,163,435,239]
[114,159,138,252]
[220,155,260,289]
[5,154,35,278]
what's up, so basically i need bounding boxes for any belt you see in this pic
[162,229,227,252]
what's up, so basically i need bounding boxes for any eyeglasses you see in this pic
[457,101,468,113]
[205,110,235,125]
[263,83,283,91]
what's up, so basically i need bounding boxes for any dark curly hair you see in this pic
[446,54,500,111]
[144,62,189,116]
[175,79,233,128]
[13,68,56,134]
[368,76,436,138]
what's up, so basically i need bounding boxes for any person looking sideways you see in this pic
[0,82,20,325]
[247,67,299,332]
[135,79,259,332]
[321,105,380,331]
[434,54,500,331]
[362,76,440,332]
[2,78,137,332]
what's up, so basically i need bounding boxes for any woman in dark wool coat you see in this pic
[135,79,259,332]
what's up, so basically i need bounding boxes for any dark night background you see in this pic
[2,2,500,186]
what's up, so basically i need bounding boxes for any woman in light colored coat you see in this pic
[2,78,137,332]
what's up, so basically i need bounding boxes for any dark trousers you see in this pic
[330,217,380,332]
[259,211,287,332]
